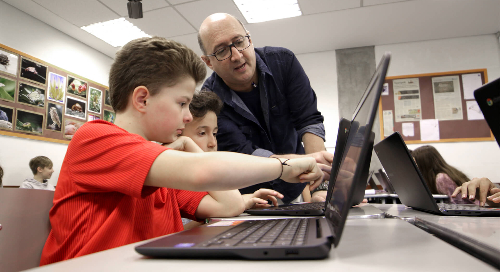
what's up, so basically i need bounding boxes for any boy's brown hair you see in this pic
[109,37,207,112]
[29,156,53,175]
[189,90,223,119]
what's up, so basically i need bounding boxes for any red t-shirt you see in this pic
[40,120,208,265]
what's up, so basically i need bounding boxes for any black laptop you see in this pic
[474,76,500,147]
[375,132,500,216]
[374,169,396,194]
[135,52,392,260]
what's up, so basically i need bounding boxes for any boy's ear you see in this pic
[201,56,213,70]
[37,166,43,173]
[131,86,150,113]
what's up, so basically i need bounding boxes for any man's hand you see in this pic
[242,189,284,209]
[452,177,500,207]
[278,157,324,190]
[163,136,203,153]
[309,151,334,166]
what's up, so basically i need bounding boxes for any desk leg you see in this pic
[381,198,386,204]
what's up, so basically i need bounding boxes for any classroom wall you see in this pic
[0,1,113,186]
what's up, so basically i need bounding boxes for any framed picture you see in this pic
[67,75,88,99]
[64,118,84,140]
[47,72,66,103]
[0,104,14,131]
[45,102,63,132]
[88,114,100,121]
[0,48,19,77]
[0,75,16,102]
[18,82,45,108]
[104,89,111,106]
[103,109,115,123]
[65,96,86,120]
[19,57,47,85]
[15,108,44,135]
[88,87,102,114]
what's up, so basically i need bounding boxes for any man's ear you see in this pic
[201,56,214,70]
[131,86,150,113]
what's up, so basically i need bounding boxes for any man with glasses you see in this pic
[198,13,332,204]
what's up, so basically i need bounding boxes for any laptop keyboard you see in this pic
[437,203,494,211]
[198,219,309,248]
[266,202,324,211]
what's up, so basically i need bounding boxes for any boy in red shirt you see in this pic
[40,37,323,265]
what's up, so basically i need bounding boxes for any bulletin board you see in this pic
[0,43,115,144]
[378,69,494,144]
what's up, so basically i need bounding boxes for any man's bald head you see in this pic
[198,13,247,55]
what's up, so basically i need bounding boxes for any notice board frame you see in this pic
[378,69,494,144]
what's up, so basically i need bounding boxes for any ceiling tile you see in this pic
[100,0,170,17]
[132,7,196,38]
[175,0,246,29]
[298,0,361,15]
[167,0,199,5]
[33,0,119,27]
[363,0,407,6]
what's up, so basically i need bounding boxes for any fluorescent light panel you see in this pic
[81,18,151,48]
[234,0,302,23]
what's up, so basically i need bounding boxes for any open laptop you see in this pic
[135,52,392,260]
[374,132,500,216]
[474,76,500,147]
[375,169,396,194]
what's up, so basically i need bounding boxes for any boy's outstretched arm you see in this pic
[195,190,245,218]
[145,150,323,192]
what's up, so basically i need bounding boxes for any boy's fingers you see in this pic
[479,179,490,206]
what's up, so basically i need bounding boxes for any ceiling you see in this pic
[3,0,500,59]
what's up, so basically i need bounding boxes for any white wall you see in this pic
[0,2,113,186]
[377,35,500,183]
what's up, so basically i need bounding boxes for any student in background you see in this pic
[20,156,55,191]
[181,90,284,208]
[40,37,323,265]
[0,165,3,188]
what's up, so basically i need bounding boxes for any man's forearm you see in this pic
[302,132,326,154]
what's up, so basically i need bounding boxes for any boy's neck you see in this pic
[33,174,45,183]
[113,111,148,140]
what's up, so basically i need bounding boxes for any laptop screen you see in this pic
[325,52,391,246]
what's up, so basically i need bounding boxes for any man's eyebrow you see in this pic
[212,35,244,52]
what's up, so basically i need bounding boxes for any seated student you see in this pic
[40,37,323,266]
[0,164,3,188]
[19,156,55,191]
[181,90,284,208]
[452,177,500,207]
[412,145,478,205]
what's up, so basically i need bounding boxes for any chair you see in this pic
[0,188,54,272]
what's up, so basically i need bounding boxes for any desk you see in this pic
[365,193,448,204]
[24,212,497,271]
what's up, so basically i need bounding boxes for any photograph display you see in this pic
[104,89,111,106]
[67,75,88,98]
[0,76,16,102]
[65,96,86,120]
[64,118,84,140]
[47,72,66,103]
[103,109,115,123]
[0,104,14,131]
[45,102,63,132]
[88,114,100,121]
[15,109,44,135]
[20,57,47,85]
[0,48,19,77]
[88,87,102,114]
[18,82,45,108]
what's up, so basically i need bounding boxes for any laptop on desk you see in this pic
[135,52,392,260]
[374,132,500,216]
[474,76,500,147]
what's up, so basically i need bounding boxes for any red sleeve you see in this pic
[175,189,209,220]
[65,121,168,198]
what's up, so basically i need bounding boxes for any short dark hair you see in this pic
[189,90,223,119]
[109,37,206,112]
[29,156,53,175]
[0,165,3,185]
[198,16,247,55]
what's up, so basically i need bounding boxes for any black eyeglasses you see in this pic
[207,35,252,61]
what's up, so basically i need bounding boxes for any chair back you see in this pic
[0,188,54,272]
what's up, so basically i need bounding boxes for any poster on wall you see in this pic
[45,102,63,132]
[64,118,84,140]
[65,96,86,120]
[15,108,44,135]
[19,57,47,85]
[432,75,463,121]
[0,104,14,131]
[88,87,102,114]
[0,75,16,102]
[103,109,115,123]
[18,82,45,108]
[0,48,19,77]
[47,72,66,103]
[393,78,422,122]
[67,75,88,99]
[104,89,111,107]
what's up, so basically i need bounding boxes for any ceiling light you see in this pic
[81,18,151,48]
[234,0,302,23]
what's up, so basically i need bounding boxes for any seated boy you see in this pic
[20,156,55,191]
[40,37,323,265]
[182,90,284,208]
